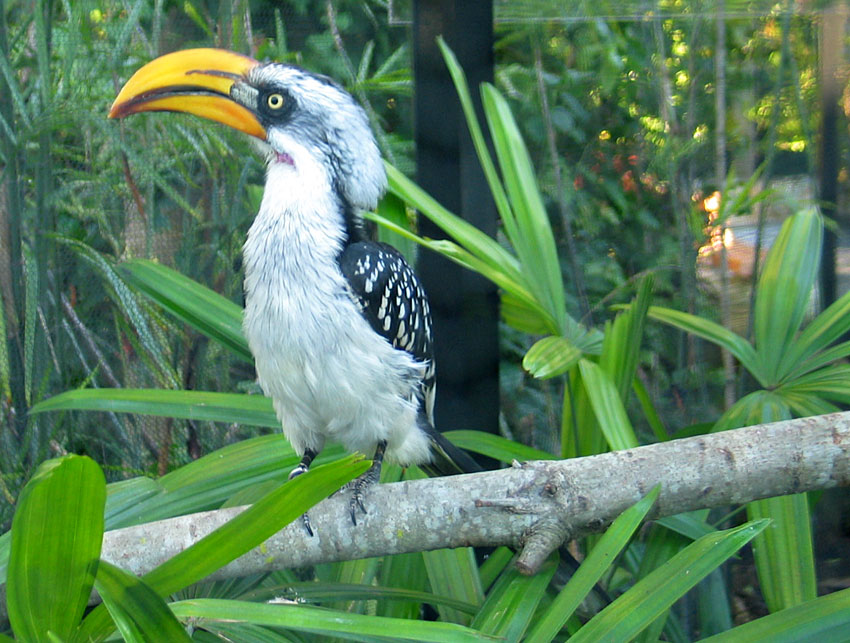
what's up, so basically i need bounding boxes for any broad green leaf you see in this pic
[94,560,191,642]
[715,400,816,614]
[471,553,557,640]
[366,209,552,330]
[634,376,668,442]
[436,37,513,235]
[569,520,769,642]
[443,430,555,462]
[121,259,252,363]
[240,581,478,615]
[700,586,850,642]
[645,306,763,384]
[713,390,791,433]
[523,335,582,379]
[377,552,428,619]
[169,599,498,641]
[787,340,850,382]
[406,467,483,626]
[748,495,817,612]
[501,290,554,334]
[32,388,279,429]
[578,359,639,451]
[754,209,821,379]
[656,511,716,541]
[105,435,305,529]
[385,163,524,288]
[477,547,514,592]
[600,275,653,401]
[77,456,368,642]
[780,287,850,380]
[481,82,567,334]
[779,364,850,405]
[7,455,105,643]
[526,486,660,643]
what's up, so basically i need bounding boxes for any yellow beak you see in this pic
[109,48,266,140]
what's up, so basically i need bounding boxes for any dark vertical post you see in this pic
[412,1,499,435]
[818,4,846,307]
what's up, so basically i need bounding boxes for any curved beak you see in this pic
[109,48,266,140]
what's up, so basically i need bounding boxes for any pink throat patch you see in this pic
[276,152,295,166]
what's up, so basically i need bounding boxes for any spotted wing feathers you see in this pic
[338,241,436,415]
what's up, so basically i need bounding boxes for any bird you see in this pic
[109,48,480,527]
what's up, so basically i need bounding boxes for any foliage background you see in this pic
[1,0,849,640]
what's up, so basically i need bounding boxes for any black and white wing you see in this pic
[338,240,436,423]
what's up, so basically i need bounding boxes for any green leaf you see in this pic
[480,82,566,334]
[31,388,279,428]
[713,390,791,432]
[121,259,252,363]
[526,486,660,643]
[169,599,498,641]
[442,430,555,462]
[780,287,850,381]
[523,335,582,379]
[471,554,557,640]
[748,494,817,612]
[569,520,769,642]
[699,586,850,642]
[77,456,368,642]
[94,560,192,642]
[754,209,822,380]
[7,455,106,642]
[578,359,639,451]
[385,163,525,290]
[600,276,653,401]
[645,306,764,385]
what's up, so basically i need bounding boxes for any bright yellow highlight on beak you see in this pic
[109,48,266,140]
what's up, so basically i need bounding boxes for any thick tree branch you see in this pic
[99,412,850,579]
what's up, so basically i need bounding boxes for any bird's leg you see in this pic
[349,440,387,526]
[289,448,318,536]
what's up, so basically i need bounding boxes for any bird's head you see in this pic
[109,48,386,211]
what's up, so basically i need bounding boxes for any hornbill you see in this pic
[109,49,480,526]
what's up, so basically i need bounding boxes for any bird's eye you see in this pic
[267,93,285,110]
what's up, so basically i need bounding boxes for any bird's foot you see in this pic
[289,449,317,536]
[347,440,387,526]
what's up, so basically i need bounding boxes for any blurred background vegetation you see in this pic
[1,0,850,638]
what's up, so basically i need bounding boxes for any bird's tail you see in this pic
[419,422,483,477]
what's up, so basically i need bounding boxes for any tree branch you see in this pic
[99,412,850,580]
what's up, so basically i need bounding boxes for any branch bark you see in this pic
[98,412,850,581]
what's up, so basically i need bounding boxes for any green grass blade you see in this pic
[385,163,524,285]
[700,587,850,642]
[569,520,769,642]
[121,259,252,363]
[481,82,566,333]
[601,276,653,400]
[754,209,821,380]
[7,455,105,642]
[169,599,499,641]
[93,560,191,642]
[436,37,513,239]
[578,359,639,451]
[471,553,557,640]
[780,288,850,380]
[442,430,555,462]
[646,306,764,384]
[31,388,279,428]
[405,468,483,626]
[78,456,368,641]
[526,486,660,643]
[747,494,817,612]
